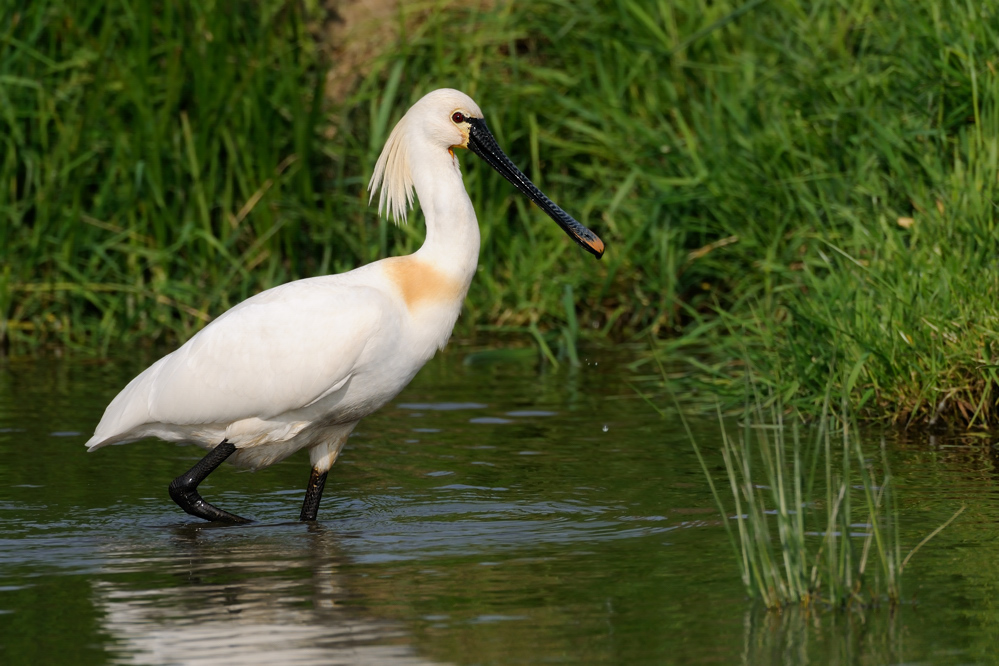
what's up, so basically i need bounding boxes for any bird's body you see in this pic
[87,88,603,523]
[89,249,473,467]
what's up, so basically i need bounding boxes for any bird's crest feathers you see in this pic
[368,112,415,225]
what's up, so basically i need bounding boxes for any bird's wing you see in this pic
[90,278,397,443]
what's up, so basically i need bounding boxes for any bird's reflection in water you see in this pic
[92,522,445,666]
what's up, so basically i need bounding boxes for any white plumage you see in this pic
[87,88,603,523]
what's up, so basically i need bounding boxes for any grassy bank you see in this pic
[2,1,998,424]
[0,1,336,354]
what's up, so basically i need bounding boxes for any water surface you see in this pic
[0,350,995,664]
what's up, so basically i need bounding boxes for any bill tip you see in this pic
[585,235,605,259]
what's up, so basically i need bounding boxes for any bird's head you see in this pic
[368,88,604,259]
[405,88,483,155]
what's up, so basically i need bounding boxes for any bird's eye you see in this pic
[451,111,466,124]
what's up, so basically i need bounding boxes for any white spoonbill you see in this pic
[86,88,604,523]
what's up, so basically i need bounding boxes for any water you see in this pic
[0,350,995,664]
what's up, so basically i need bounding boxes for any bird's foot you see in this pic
[168,482,251,524]
[168,440,251,524]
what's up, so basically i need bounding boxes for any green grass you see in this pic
[677,389,964,610]
[2,0,998,424]
[712,401,904,610]
[0,0,334,353]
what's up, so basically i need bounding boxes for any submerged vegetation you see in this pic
[705,405,904,610]
[1,0,998,423]
[681,394,964,610]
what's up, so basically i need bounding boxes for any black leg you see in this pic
[168,440,251,524]
[299,467,329,521]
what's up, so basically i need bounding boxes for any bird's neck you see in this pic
[409,149,481,290]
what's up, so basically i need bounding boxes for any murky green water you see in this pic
[0,350,996,664]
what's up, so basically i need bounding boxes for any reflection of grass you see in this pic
[740,602,902,663]
[679,391,964,610]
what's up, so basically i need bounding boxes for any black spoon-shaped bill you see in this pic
[465,117,604,259]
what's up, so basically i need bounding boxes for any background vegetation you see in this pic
[1,0,997,424]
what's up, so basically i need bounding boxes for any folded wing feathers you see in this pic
[86,281,389,450]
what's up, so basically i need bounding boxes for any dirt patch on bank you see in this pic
[318,0,403,104]
[314,0,494,105]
